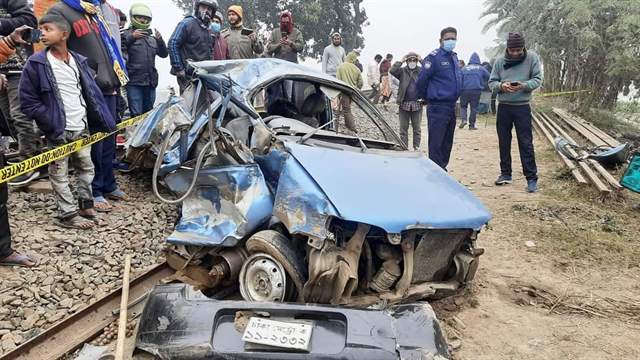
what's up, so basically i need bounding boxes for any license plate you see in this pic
[242,317,313,351]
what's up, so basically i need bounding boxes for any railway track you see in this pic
[1,262,173,360]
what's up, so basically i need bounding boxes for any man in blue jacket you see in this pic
[416,27,462,170]
[168,0,216,93]
[460,52,490,130]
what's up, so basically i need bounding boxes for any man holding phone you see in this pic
[266,10,304,63]
[222,5,263,59]
[0,0,40,187]
[489,32,543,193]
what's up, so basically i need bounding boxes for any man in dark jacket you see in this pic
[0,0,40,186]
[416,27,462,170]
[390,52,423,150]
[266,10,304,63]
[47,0,129,212]
[122,4,168,117]
[169,0,216,93]
[459,52,490,130]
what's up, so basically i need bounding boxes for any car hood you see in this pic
[285,142,492,232]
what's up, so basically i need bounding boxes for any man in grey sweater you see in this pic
[321,32,345,77]
[489,32,543,193]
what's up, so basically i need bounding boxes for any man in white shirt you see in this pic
[367,54,382,104]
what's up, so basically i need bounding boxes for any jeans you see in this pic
[127,85,156,116]
[460,90,481,127]
[399,109,422,150]
[496,103,538,181]
[49,130,95,219]
[0,74,40,160]
[427,103,457,170]
[91,94,118,198]
[0,152,12,258]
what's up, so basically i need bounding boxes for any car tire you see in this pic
[245,230,307,301]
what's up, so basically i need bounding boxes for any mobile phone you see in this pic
[510,82,520,86]
[241,28,254,36]
[21,28,41,44]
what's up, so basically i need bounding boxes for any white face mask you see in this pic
[408,62,417,69]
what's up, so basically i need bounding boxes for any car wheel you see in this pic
[243,230,307,301]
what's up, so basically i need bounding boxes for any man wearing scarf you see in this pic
[221,5,263,59]
[168,0,216,93]
[47,0,129,212]
[488,32,543,193]
[266,10,304,63]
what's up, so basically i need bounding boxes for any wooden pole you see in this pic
[115,255,132,360]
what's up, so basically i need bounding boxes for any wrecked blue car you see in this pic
[126,59,492,306]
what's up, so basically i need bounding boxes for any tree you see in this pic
[172,0,368,59]
[482,0,640,109]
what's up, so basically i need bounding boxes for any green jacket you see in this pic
[266,27,304,63]
[221,26,264,59]
[336,52,363,89]
[489,50,543,105]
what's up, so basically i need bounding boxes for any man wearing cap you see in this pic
[321,32,345,77]
[221,5,263,59]
[489,32,542,193]
[122,3,168,117]
[266,10,304,63]
[390,52,423,151]
[210,10,228,60]
[168,0,216,93]
[416,27,462,170]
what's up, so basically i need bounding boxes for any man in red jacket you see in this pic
[211,10,228,60]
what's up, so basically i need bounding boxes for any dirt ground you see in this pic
[421,112,640,360]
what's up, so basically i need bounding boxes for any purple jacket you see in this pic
[19,50,116,143]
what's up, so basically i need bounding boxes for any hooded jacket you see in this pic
[0,0,37,74]
[390,60,421,105]
[266,13,304,63]
[168,16,214,74]
[19,50,117,142]
[336,51,363,89]
[461,53,490,91]
[47,2,121,94]
[122,28,168,88]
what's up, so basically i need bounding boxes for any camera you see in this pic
[21,28,41,44]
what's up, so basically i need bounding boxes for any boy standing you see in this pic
[19,14,116,229]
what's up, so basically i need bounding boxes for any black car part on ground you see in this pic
[554,136,631,168]
[135,284,450,360]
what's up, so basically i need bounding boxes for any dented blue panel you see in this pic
[284,143,492,232]
[272,153,340,238]
[164,164,274,247]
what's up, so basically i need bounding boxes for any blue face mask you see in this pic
[210,22,221,33]
[442,39,456,52]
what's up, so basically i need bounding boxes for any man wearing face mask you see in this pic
[390,52,423,151]
[489,32,542,193]
[210,11,228,60]
[266,10,304,63]
[168,0,216,93]
[416,26,462,171]
[221,5,263,60]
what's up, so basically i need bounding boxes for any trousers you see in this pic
[427,102,457,170]
[496,103,538,180]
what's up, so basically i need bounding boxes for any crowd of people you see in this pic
[0,0,543,268]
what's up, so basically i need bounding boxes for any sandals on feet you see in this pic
[0,252,36,267]
[94,197,112,213]
[106,189,129,201]
[56,215,95,230]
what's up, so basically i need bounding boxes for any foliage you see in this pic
[172,0,368,59]
[482,0,640,109]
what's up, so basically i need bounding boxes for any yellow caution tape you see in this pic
[538,90,591,98]
[0,112,150,184]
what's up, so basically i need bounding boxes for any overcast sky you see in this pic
[107,0,499,90]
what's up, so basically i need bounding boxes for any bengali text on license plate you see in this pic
[242,317,313,351]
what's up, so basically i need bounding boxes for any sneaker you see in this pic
[494,175,513,186]
[458,122,467,129]
[469,126,479,130]
[8,171,40,187]
[527,179,538,193]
